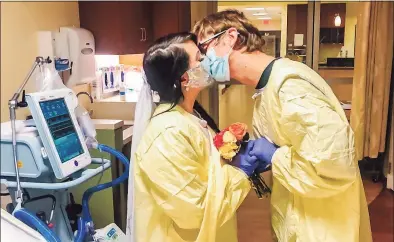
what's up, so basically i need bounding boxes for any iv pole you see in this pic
[8,56,52,206]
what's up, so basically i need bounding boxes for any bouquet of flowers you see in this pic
[213,123,271,198]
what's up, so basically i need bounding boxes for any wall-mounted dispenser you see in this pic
[37,27,96,88]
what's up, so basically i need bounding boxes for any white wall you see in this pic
[344,2,358,57]
[251,19,282,31]
[1,2,80,122]
[0,2,80,209]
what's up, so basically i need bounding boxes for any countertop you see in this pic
[92,119,133,144]
[92,119,124,130]
[123,126,133,145]
[318,66,354,70]
[96,90,160,103]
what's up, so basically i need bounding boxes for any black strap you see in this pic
[255,58,280,89]
[193,101,220,133]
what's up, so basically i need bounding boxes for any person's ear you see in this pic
[180,72,189,88]
[226,27,239,48]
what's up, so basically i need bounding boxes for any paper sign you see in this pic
[294,34,304,46]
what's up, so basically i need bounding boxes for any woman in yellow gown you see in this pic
[126,32,262,242]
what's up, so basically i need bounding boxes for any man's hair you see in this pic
[193,9,265,53]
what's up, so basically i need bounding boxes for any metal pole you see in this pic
[8,56,47,201]
[9,104,22,199]
[10,57,43,102]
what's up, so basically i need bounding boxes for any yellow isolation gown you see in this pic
[134,104,250,242]
[252,58,372,242]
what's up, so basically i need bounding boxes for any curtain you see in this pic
[383,86,393,178]
[383,54,394,178]
[351,1,394,160]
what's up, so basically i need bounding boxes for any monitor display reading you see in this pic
[39,98,84,163]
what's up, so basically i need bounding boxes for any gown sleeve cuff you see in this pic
[271,146,291,175]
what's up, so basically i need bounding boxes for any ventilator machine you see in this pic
[0,56,129,241]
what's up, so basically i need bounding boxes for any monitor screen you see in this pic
[39,98,84,163]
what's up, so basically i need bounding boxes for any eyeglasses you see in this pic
[198,30,227,54]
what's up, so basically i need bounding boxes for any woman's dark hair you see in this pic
[144,32,220,133]
[143,32,197,106]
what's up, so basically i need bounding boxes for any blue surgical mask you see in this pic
[201,47,231,83]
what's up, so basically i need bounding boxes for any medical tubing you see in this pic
[22,194,56,223]
[13,208,61,242]
[75,217,86,242]
[78,144,130,237]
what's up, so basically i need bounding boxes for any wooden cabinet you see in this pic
[79,1,191,55]
[79,1,152,55]
[151,1,191,41]
[320,27,345,44]
[319,3,346,44]
[118,1,153,54]
[286,3,347,47]
[286,4,308,47]
[320,3,346,28]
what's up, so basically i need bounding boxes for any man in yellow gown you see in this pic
[194,10,372,242]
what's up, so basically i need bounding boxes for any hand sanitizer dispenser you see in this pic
[55,27,96,88]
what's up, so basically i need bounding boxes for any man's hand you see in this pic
[249,137,278,173]
[231,141,259,177]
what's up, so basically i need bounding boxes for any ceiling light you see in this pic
[253,13,268,16]
[245,7,265,11]
[334,14,341,27]
[258,17,272,20]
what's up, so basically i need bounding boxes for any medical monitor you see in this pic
[26,88,91,179]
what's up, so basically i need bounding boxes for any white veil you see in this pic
[125,70,156,241]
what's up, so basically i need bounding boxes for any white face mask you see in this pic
[184,65,215,89]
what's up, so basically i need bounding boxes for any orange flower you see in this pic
[229,122,248,141]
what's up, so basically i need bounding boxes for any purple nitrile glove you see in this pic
[231,140,259,177]
[249,137,278,173]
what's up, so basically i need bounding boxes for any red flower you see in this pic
[229,123,248,141]
[213,132,224,148]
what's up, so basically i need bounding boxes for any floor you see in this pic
[236,171,394,242]
[369,189,394,242]
[1,175,393,241]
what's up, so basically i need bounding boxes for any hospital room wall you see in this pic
[0,2,80,122]
[219,86,256,129]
